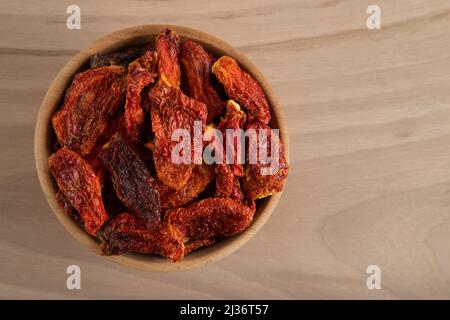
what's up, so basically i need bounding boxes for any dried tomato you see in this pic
[158,163,215,210]
[125,51,158,143]
[151,82,207,147]
[52,66,126,156]
[98,133,161,230]
[166,198,256,240]
[84,110,126,187]
[102,176,128,217]
[56,191,82,223]
[212,56,270,124]
[180,40,224,122]
[49,147,109,235]
[156,28,181,87]
[184,238,215,255]
[90,43,154,68]
[217,100,247,176]
[214,164,234,198]
[152,141,195,191]
[214,100,247,200]
[215,165,244,201]
[242,121,288,199]
[231,178,244,201]
[100,213,184,262]
[144,141,214,209]
[150,82,207,190]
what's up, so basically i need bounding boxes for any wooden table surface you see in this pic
[2,0,450,299]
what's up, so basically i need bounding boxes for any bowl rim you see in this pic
[34,24,290,272]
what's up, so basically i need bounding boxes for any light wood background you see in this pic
[1,0,450,299]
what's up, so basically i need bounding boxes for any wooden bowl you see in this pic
[34,25,289,272]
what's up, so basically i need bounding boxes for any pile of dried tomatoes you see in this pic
[49,29,288,262]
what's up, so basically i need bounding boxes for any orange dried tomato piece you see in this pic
[152,141,195,192]
[212,56,270,124]
[158,163,215,210]
[180,40,224,122]
[49,148,109,235]
[217,100,247,176]
[150,82,207,190]
[125,51,158,143]
[156,28,181,87]
[242,121,288,199]
[151,83,207,144]
[214,100,246,200]
[52,66,126,156]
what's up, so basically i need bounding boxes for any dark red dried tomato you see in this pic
[214,164,234,198]
[125,51,158,143]
[180,40,224,122]
[156,28,181,87]
[166,198,256,240]
[84,110,126,188]
[215,165,244,201]
[98,133,161,230]
[49,148,109,235]
[100,213,184,262]
[212,56,270,124]
[52,66,126,156]
[90,43,154,68]
[56,191,82,223]
[102,175,128,217]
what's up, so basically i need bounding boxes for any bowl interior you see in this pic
[35,25,289,272]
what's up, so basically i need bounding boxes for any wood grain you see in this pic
[1,0,450,299]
